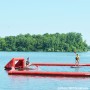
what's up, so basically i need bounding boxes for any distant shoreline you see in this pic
[0,32,88,52]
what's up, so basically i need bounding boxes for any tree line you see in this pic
[0,32,88,52]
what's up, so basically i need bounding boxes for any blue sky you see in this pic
[0,0,90,45]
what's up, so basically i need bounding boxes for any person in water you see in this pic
[75,54,80,66]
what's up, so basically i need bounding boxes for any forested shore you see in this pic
[0,32,88,52]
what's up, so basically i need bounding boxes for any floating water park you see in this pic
[4,58,90,77]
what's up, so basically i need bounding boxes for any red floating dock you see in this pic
[31,63,90,66]
[4,58,90,77]
[8,70,90,77]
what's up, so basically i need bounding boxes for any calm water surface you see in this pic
[0,51,90,90]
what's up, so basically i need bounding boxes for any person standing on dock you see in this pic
[26,57,30,67]
[75,54,80,66]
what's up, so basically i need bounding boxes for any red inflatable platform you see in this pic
[4,58,90,77]
[8,70,90,77]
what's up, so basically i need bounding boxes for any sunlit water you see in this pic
[0,51,90,90]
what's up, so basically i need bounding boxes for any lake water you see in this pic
[0,51,90,90]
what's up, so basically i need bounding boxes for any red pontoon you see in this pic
[4,58,90,77]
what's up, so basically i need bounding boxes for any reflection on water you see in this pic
[0,52,90,90]
[74,67,79,72]
[7,75,90,90]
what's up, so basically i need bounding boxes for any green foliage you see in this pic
[0,32,88,52]
[88,45,90,51]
